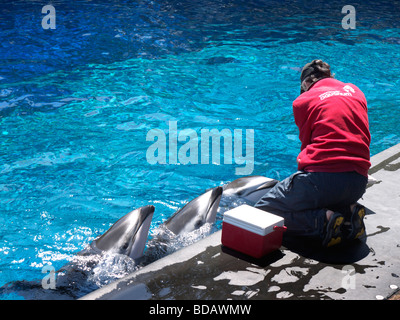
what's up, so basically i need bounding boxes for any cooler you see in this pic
[221,204,286,258]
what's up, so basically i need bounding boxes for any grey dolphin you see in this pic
[222,175,278,205]
[164,186,223,235]
[142,187,223,263]
[82,205,155,260]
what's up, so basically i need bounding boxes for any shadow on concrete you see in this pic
[282,236,370,265]
[221,245,285,267]
[221,237,370,267]
[279,206,377,265]
[365,207,376,216]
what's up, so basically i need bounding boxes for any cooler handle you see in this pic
[273,225,287,232]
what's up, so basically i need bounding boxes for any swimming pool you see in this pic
[1,0,399,299]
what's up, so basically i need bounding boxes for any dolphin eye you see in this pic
[195,220,202,229]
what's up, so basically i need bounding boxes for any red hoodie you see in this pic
[293,78,371,177]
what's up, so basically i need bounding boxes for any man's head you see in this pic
[300,59,334,94]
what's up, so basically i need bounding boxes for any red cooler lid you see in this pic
[223,205,284,236]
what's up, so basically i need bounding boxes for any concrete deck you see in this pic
[81,144,400,300]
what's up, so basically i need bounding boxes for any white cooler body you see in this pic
[221,205,286,258]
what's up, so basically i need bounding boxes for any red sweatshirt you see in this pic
[293,78,371,177]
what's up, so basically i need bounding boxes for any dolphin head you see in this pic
[90,205,155,260]
[223,176,278,204]
[164,187,223,235]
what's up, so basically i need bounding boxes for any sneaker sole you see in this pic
[354,206,366,239]
[324,214,344,248]
[348,205,366,240]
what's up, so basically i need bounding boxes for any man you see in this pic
[255,59,371,247]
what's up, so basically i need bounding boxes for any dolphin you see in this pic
[79,205,155,260]
[164,186,223,235]
[222,175,279,205]
[142,186,223,263]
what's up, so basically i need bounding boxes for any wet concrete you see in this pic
[81,143,400,300]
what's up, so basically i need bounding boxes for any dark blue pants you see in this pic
[254,171,368,239]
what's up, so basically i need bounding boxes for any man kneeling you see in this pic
[256,59,370,247]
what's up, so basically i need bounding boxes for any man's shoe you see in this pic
[322,212,345,247]
[345,204,366,241]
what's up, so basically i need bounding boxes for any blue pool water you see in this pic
[1,0,399,299]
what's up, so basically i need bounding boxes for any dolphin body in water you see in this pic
[0,187,223,299]
[164,187,223,235]
[54,205,156,292]
[141,186,223,264]
[79,205,155,260]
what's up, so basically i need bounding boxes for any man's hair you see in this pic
[300,59,335,93]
